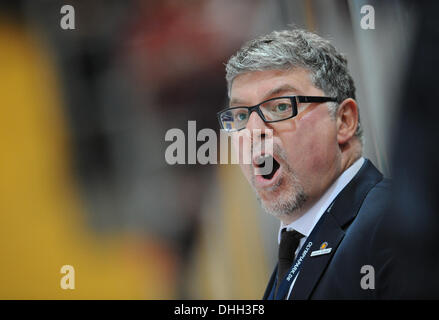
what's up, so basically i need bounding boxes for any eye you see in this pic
[274,103,291,113]
[235,112,248,122]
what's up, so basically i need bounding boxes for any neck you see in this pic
[340,138,362,173]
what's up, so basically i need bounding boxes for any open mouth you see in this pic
[254,154,281,180]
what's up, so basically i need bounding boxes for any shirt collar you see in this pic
[278,157,365,244]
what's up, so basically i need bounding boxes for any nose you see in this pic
[244,110,271,157]
[246,110,269,134]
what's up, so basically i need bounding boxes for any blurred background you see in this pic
[0,0,434,299]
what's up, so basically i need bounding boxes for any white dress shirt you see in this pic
[278,157,365,299]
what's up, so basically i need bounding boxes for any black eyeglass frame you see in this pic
[217,96,338,131]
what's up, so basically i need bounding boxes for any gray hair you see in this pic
[225,28,363,142]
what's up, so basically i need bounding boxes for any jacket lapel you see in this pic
[289,159,383,299]
[288,213,345,299]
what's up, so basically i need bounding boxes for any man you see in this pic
[217,28,398,299]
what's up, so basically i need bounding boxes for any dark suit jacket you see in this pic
[263,159,402,299]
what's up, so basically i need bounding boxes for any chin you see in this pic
[258,185,308,219]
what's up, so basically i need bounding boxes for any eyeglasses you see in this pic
[217,96,337,132]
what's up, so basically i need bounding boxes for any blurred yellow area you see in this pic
[0,19,176,299]
[189,165,270,299]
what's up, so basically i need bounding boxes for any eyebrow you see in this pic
[229,84,299,106]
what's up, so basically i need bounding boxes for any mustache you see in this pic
[251,142,288,165]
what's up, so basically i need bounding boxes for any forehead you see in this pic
[230,68,315,105]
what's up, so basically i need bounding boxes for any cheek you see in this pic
[281,110,337,170]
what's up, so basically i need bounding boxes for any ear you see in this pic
[336,98,359,145]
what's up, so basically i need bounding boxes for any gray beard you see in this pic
[251,145,308,219]
[257,175,308,220]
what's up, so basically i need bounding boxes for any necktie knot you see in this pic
[279,229,304,262]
